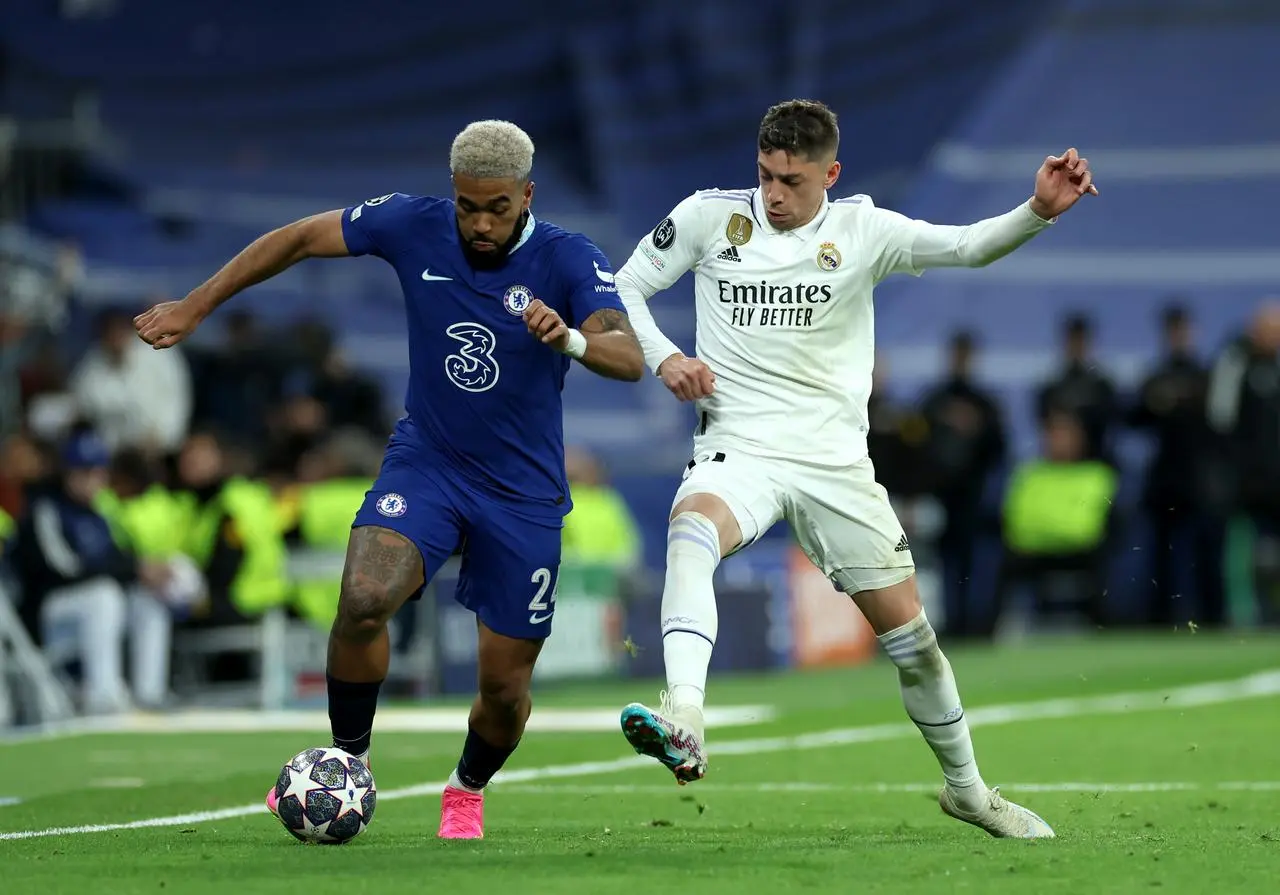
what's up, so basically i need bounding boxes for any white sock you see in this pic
[448,767,484,794]
[878,610,985,805]
[661,511,722,712]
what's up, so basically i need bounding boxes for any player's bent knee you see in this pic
[846,570,922,636]
[875,607,946,676]
[333,580,397,641]
[477,672,530,719]
[670,494,741,556]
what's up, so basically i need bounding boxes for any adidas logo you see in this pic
[716,245,742,262]
[894,534,911,552]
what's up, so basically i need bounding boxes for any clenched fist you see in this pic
[658,353,716,402]
[522,299,571,352]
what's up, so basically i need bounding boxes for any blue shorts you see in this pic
[351,454,563,641]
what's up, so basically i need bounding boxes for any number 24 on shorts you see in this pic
[528,567,557,625]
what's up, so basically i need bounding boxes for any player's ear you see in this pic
[523,180,534,210]
[824,160,841,190]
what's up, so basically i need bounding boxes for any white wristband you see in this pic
[561,328,588,360]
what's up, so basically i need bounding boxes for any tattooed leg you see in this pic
[318,526,425,762]
[328,525,425,683]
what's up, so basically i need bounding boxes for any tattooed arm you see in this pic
[576,308,646,381]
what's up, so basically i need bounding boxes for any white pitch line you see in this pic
[0,705,777,742]
[496,781,1280,795]
[1,669,1276,842]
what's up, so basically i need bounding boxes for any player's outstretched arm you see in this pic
[870,149,1098,281]
[135,210,350,349]
[523,301,645,381]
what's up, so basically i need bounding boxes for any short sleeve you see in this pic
[340,192,410,259]
[557,237,627,328]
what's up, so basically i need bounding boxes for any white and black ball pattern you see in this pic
[273,746,376,844]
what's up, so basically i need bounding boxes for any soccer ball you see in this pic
[273,746,376,844]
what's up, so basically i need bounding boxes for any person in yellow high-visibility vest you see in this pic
[173,432,289,626]
[281,431,385,629]
[562,446,641,569]
[94,447,201,708]
[992,409,1117,636]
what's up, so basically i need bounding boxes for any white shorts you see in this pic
[672,442,915,594]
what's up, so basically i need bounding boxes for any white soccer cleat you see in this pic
[619,692,708,784]
[939,785,1056,839]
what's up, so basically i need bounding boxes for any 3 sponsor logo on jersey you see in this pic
[444,321,500,392]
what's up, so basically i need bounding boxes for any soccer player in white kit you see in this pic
[612,100,1097,839]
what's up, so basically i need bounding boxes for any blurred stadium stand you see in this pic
[0,0,1048,565]
[1,0,1278,721]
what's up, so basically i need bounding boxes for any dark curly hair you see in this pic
[758,99,839,161]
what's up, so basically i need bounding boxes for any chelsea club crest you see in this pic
[376,493,407,518]
[503,284,534,316]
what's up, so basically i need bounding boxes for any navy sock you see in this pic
[455,726,518,790]
[327,674,382,758]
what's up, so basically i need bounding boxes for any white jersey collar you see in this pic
[510,211,537,255]
[753,190,830,239]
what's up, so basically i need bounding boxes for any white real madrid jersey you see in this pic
[615,187,1051,468]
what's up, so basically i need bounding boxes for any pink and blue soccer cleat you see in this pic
[620,693,708,785]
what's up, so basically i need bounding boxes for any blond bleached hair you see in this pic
[449,120,535,181]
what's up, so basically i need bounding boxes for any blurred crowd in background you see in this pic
[1,0,1278,720]
[3,279,1279,716]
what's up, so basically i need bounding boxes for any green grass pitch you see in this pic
[2,631,1278,894]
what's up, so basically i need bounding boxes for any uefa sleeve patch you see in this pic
[652,217,676,251]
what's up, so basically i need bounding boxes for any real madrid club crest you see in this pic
[503,284,535,316]
[725,213,753,247]
[816,241,842,272]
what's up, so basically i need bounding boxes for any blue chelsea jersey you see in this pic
[340,193,626,515]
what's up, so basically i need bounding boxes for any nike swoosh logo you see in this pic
[592,261,614,284]
[528,613,553,625]
[422,269,453,281]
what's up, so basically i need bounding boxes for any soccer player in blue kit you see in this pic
[134,120,645,839]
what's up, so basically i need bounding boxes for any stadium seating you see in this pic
[5,0,1278,577]
[877,0,1280,425]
